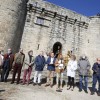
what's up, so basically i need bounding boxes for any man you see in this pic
[91,58,100,96]
[1,49,14,82]
[78,54,91,93]
[11,48,25,84]
[22,50,34,85]
[33,51,45,86]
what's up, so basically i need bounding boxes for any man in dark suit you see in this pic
[1,49,14,82]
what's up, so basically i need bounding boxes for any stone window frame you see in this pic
[35,17,50,28]
[36,17,44,25]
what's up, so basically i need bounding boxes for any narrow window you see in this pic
[37,44,40,50]
[26,14,31,22]
[88,39,89,43]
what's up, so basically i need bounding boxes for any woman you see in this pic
[67,55,77,91]
[22,50,34,85]
[45,52,56,88]
[55,54,65,91]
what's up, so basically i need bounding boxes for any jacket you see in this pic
[67,60,77,78]
[24,54,34,69]
[13,52,25,66]
[78,56,91,76]
[55,58,65,73]
[34,55,45,71]
[46,57,56,66]
[92,62,100,75]
[2,53,14,70]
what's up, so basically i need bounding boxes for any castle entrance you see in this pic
[53,42,62,58]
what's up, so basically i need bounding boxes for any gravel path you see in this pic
[0,81,100,100]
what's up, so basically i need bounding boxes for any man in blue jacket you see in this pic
[33,51,45,86]
[91,58,100,96]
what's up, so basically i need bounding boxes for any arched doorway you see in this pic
[53,42,62,57]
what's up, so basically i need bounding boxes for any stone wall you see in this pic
[20,0,100,65]
[20,0,88,55]
[83,16,100,65]
[0,0,27,53]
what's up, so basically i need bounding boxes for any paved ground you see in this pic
[0,80,100,100]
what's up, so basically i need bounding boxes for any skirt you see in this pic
[47,65,55,71]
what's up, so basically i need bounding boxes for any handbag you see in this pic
[55,66,64,73]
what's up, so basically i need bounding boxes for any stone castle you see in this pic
[0,0,100,65]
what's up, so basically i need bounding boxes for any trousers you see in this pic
[11,63,22,83]
[33,71,42,83]
[23,67,32,84]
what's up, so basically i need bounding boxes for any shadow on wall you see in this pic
[11,1,28,53]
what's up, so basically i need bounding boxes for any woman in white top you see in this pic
[67,55,77,91]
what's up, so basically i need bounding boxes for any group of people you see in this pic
[0,48,100,96]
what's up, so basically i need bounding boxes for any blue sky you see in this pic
[46,0,100,16]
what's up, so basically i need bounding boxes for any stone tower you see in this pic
[0,0,28,52]
[83,16,100,64]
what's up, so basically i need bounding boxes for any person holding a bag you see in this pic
[67,55,77,91]
[22,50,34,85]
[55,54,65,91]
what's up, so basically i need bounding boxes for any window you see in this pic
[37,44,40,50]
[36,17,44,25]
[26,14,31,22]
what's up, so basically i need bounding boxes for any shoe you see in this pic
[67,87,71,90]
[45,84,50,87]
[11,82,14,84]
[71,87,74,91]
[38,83,41,86]
[33,83,36,86]
[84,90,88,93]
[79,89,82,92]
[91,92,95,95]
[56,89,62,92]
[97,92,100,96]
